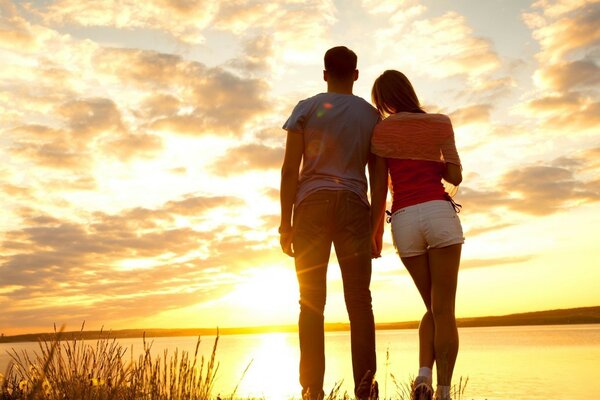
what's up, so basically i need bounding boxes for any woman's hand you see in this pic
[371,221,383,258]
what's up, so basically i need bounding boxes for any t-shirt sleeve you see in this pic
[440,119,461,166]
[282,100,308,134]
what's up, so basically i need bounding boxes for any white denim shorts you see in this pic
[390,200,464,258]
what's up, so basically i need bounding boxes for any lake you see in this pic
[1,324,599,399]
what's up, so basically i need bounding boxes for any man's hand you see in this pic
[280,130,302,259]
[280,230,295,257]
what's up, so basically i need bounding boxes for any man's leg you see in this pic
[332,192,376,396]
[293,193,334,399]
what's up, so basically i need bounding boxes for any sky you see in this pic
[0,0,599,335]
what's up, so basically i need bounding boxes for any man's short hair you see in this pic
[324,46,357,79]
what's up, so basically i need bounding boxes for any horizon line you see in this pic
[2,305,599,341]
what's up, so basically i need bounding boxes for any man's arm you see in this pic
[279,130,304,257]
[368,154,388,258]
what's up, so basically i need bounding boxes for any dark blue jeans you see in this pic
[293,190,376,398]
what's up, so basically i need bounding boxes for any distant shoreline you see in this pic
[1,305,598,344]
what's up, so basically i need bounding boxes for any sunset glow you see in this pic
[1,0,599,335]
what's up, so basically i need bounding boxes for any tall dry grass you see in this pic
[1,324,220,400]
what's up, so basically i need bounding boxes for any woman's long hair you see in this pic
[371,70,425,117]
[372,70,462,201]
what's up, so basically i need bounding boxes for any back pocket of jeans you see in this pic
[294,199,330,235]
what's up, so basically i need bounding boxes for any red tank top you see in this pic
[388,158,447,212]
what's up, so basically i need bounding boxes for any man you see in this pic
[279,46,387,400]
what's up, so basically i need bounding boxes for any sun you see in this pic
[224,266,299,324]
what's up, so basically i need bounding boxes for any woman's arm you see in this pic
[442,162,462,186]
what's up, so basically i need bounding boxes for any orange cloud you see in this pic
[0,0,34,48]
[521,1,599,132]
[371,6,501,82]
[214,0,336,63]
[10,140,91,169]
[0,193,269,330]
[36,0,218,44]
[211,144,284,175]
[59,98,125,139]
[457,154,600,216]
[524,1,600,64]
[95,48,271,135]
[449,104,492,126]
[101,133,163,161]
[460,256,533,270]
[228,35,274,73]
[527,95,600,131]
[536,60,600,92]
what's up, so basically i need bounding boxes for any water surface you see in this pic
[1,324,599,399]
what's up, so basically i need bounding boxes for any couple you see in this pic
[279,46,464,400]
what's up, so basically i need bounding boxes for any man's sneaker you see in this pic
[355,370,378,399]
[302,388,324,400]
[411,379,433,400]
[370,379,379,399]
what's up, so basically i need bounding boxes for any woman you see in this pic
[370,70,464,400]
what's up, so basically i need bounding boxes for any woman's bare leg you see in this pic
[428,244,461,387]
[401,254,434,369]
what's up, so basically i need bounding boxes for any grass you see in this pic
[0,325,469,400]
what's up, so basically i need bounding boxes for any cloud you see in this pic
[460,255,533,270]
[0,0,34,48]
[449,104,492,126]
[0,183,34,198]
[7,97,149,167]
[457,157,600,216]
[536,59,600,92]
[138,93,182,119]
[0,193,264,329]
[214,0,336,63]
[163,195,243,216]
[210,144,284,175]
[464,223,515,237]
[228,34,274,73]
[579,147,600,171]
[499,166,598,215]
[369,4,501,82]
[59,98,125,139]
[95,48,271,136]
[213,1,279,34]
[101,133,163,161]
[36,0,336,65]
[526,95,600,132]
[9,140,91,169]
[36,0,219,44]
[521,1,599,132]
[523,1,600,64]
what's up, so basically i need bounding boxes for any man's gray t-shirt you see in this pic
[283,92,380,207]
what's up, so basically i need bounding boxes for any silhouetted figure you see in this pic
[279,46,383,400]
[370,70,464,400]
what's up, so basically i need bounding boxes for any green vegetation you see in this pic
[0,326,468,400]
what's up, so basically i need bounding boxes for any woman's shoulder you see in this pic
[385,112,451,124]
[377,112,453,132]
